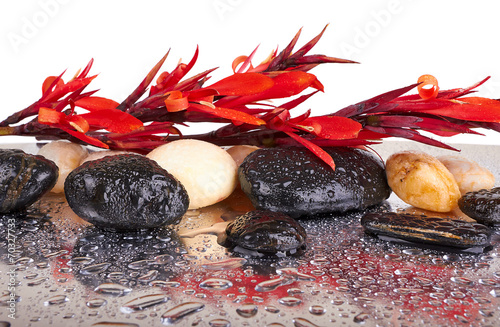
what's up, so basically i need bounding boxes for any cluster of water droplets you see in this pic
[0,194,498,326]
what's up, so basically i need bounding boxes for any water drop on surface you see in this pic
[208,319,231,327]
[161,302,205,325]
[201,258,247,271]
[91,323,140,327]
[278,296,302,306]
[27,277,48,286]
[265,305,280,314]
[199,278,233,290]
[236,303,258,318]
[44,294,69,306]
[255,277,289,292]
[292,317,321,327]
[353,312,370,324]
[309,305,326,315]
[128,259,154,270]
[80,262,111,275]
[86,298,107,308]
[121,294,168,313]
[94,283,132,296]
[67,256,95,266]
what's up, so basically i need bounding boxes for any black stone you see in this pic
[224,210,307,253]
[64,154,189,230]
[238,146,391,217]
[0,149,58,213]
[361,212,491,248]
[459,187,500,226]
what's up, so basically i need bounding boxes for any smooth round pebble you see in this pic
[38,141,88,193]
[386,151,461,212]
[65,154,189,230]
[147,139,237,209]
[438,155,495,195]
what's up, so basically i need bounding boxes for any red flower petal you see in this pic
[284,131,335,170]
[296,116,362,140]
[74,96,119,111]
[79,109,143,133]
[207,73,274,96]
[190,103,265,126]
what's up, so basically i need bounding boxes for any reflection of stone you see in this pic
[71,225,186,290]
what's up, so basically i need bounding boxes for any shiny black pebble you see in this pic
[458,187,500,225]
[361,212,491,248]
[224,210,307,253]
[64,154,189,230]
[0,149,58,213]
[238,146,391,217]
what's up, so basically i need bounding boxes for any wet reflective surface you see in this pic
[0,142,499,327]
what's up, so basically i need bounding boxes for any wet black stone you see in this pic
[361,212,492,248]
[224,210,307,254]
[238,146,391,217]
[458,187,500,226]
[64,154,189,230]
[0,149,58,213]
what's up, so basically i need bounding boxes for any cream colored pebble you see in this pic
[437,155,495,195]
[386,151,461,212]
[38,141,88,193]
[80,150,133,164]
[147,139,237,209]
[226,145,260,167]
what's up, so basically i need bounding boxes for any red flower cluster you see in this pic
[2,26,500,169]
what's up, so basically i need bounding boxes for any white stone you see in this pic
[147,139,237,209]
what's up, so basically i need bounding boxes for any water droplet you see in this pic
[278,296,302,306]
[137,270,159,283]
[27,277,48,286]
[353,312,370,324]
[161,302,205,325]
[201,258,247,270]
[208,319,231,327]
[292,317,320,327]
[414,276,433,286]
[86,298,107,308]
[127,259,154,270]
[67,256,95,266]
[80,262,111,275]
[94,283,132,296]
[44,294,69,306]
[153,254,174,265]
[91,323,140,327]
[236,303,258,318]
[490,289,500,297]
[199,278,233,290]
[277,267,316,281]
[309,305,326,315]
[121,294,168,313]
[450,276,474,286]
[255,277,288,292]
[43,249,68,258]
[478,278,499,287]
[265,305,280,314]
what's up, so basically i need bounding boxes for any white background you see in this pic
[2,0,500,146]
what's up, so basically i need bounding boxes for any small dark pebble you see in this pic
[0,149,58,213]
[238,146,391,218]
[458,187,500,226]
[223,210,307,254]
[361,212,491,248]
[64,154,189,230]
